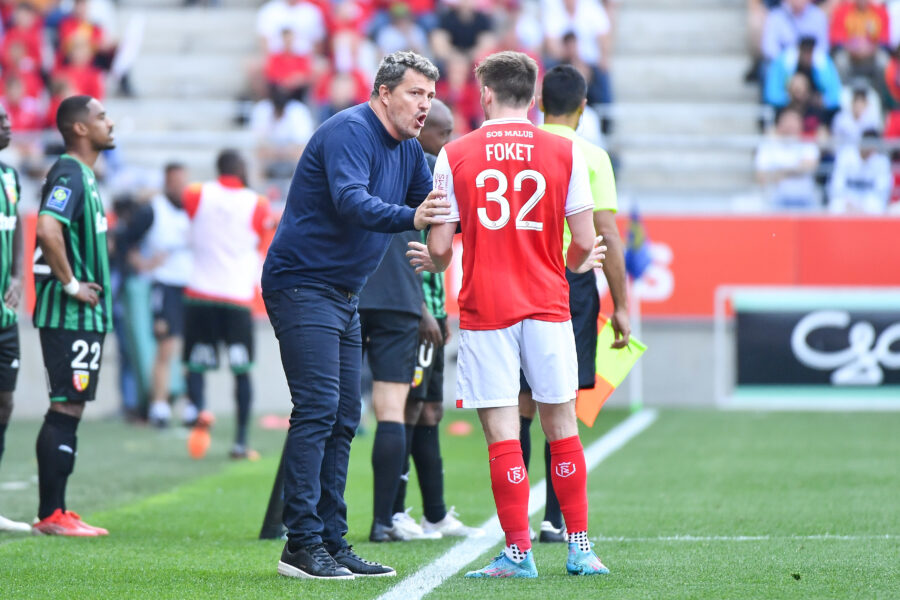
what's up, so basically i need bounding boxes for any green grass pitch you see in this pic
[1,408,898,599]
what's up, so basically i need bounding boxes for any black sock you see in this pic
[0,421,7,464]
[519,416,533,472]
[187,371,205,412]
[392,424,415,516]
[543,440,563,528]
[234,373,252,447]
[412,424,446,524]
[371,421,405,526]
[35,411,79,520]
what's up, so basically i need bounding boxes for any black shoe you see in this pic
[369,521,400,543]
[332,545,396,577]
[277,542,354,579]
[538,520,567,543]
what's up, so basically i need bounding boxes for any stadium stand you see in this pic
[5,0,900,213]
[608,0,760,207]
[105,0,257,183]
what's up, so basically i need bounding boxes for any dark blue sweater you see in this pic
[262,103,433,294]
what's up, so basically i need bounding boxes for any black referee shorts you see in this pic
[360,309,419,384]
[520,268,600,393]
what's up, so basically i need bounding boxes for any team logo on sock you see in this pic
[507,466,526,484]
[555,462,576,478]
[72,370,90,392]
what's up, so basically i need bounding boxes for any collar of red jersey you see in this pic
[480,118,531,127]
[217,175,244,189]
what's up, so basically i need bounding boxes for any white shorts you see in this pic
[456,319,578,409]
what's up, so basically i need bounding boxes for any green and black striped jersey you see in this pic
[33,154,112,332]
[0,160,21,329]
[420,229,446,319]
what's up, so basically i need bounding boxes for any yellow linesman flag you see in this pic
[576,314,647,427]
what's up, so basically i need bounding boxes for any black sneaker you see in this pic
[277,542,354,580]
[332,545,396,577]
[369,521,401,543]
[538,520,567,543]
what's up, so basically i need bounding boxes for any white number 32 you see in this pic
[476,169,546,231]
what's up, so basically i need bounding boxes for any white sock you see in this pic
[503,543,528,563]
[568,530,591,552]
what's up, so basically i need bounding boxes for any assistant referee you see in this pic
[261,51,449,580]
[518,64,631,541]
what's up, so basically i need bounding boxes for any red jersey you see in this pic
[435,118,593,330]
[52,64,104,100]
[264,51,312,87]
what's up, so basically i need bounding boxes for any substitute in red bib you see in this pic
[422,51,609,578]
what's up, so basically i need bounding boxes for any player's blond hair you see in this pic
[474,51,538,109]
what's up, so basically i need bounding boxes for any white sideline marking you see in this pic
[0,481,29,491]
[592,534,897,543]
[376,409,658,600]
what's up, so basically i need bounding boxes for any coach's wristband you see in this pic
[63,278,80,296]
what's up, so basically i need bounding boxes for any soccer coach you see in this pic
[261,51,448,581]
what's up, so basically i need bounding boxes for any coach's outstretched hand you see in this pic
[572,236,607,274]
[414,190,450,230]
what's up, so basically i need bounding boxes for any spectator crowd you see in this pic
[750,0,900,212]
[246,0,617,188]
[0,0,132,179]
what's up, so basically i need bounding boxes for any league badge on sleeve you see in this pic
[72,370,90,392]
[47,186,72,211]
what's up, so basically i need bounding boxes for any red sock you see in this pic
[488,439,531,551]
[549,435,588,533]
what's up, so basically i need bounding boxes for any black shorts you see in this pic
[39,328,106,402]
[182,301,254,374]
[151,283,185,338]
[0,324,20,392]
[521,269,600,393]
[360,309,419,383]
[409,317,445,403]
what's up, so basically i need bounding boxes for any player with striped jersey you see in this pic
[0,104,30,533]
[31,96,114,537]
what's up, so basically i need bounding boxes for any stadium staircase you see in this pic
[611,0,759,210]
[110,0,259,180]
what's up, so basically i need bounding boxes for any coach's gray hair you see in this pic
[371,51,439,97]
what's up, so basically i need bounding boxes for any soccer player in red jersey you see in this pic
[421,51,609,578]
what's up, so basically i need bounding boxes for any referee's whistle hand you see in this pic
[414,190,450,230]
